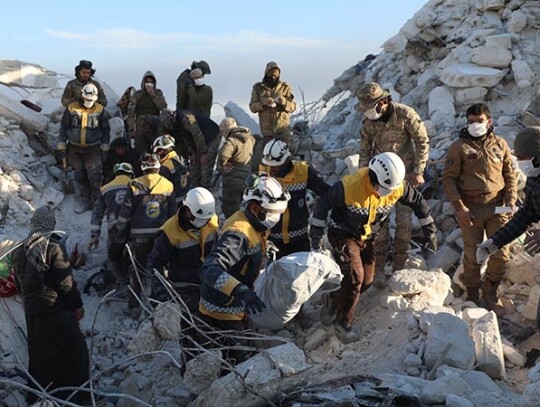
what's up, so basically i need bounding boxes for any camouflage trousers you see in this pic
[374,202,412,271]
[221,168,250,218]
[67,144,103,205]
[190,136,220,189]
[134,115,160,159]
[461,204,510,288]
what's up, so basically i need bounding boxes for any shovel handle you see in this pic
[62,156,68,170]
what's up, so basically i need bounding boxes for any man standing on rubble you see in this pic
[148,187,218,311]
[357,82,429,277]
[443,103,516,315]
[58,83,110,214]
[62,59,107,107]
[89,162,135,288]
[12,206,90,405]
[310,152,437,343]
[199,175,289,360]
[260,139,330,257]
[249,61,296,145]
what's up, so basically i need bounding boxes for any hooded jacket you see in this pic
[127,71,167,134]
[249,62,296,138]
[217,127,255,173]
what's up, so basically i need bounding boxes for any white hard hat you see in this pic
[242,175,290,213]
[81,83,98,102]
[262,139,291,167]
[152,135,175,153]
[184,187,216,219]
[140,153,161,171]
[368,152,406,192]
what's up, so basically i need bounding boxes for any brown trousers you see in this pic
[461,204,510,287]
[328,229,375,327]
[67,144,103,204]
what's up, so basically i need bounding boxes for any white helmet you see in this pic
[81,83,98,102]
[262,139,291,166]
[140,153,161,171]
[368,152,406,194]
[184,187,215,219]
[152,135,175,153]
[242,175,290,213]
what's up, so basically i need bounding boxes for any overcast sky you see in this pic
[1,0,427,119]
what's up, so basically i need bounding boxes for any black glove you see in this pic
[421,225,438,253]
[310,226,324,251]
[234,285,266,315]
[114,227,128,244]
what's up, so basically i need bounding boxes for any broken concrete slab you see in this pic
[153,302,182,340]
[471,311,505,379]
[501,337,526,367]
[419,374,471,405]
[183,350,222,395]
[419,306,456,333]
[440,64,505,88]
[0,60,60,89]
[522,285,540,322]
[0,90,49,133]
[471,46,512,68]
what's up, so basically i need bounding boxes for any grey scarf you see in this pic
[24,206,57,273]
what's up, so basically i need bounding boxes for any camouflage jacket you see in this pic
[249,81,296,137]
[359,102,429,175]
[217,127,255,172]
[127,71,167,133]
[61,78,107,107]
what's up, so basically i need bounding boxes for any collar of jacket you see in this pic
[244,207,268,233]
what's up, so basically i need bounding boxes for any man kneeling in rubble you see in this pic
[310,152,437,343]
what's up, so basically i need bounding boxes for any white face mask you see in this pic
[193,78,205,87]
[467,122,489,138]
[145,82,155,89]
[376,185,393,197]
[364,105,382,121]
[83,100,95,108]
[518,159,540,177]
[261,211,281,229]
[191,217,210,229]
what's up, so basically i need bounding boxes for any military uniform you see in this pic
[217,127,255,218]
[147,210,218,312]
[442,128,516,290]
[127,71,167,158]
[260,160,330,257]
[61,78,107,107]
[176,110,220,188]
[311,168,435,327]
[159,150,191,202]
[249,62,296,144]
[184,83,213,118]
[59,100,110,206]
[359,101,429,270]
[90,174,132,285]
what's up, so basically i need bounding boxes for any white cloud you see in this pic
[44,27,359,52]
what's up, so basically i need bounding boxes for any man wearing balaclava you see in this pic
[12,206,90,405]
[249,61,296,146]
[58,83,111,214]
[61,59,107,107]
[443,103,516,316]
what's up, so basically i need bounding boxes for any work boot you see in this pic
[75,199,91,214]
[320,290,337,326]
[373,255,388,289]
[334,322,360,344]
[466,286,480,305]
[481,279,504,317]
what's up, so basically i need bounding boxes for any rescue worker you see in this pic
[443,103,516,315]
[260,139,330,257]
[61,59,107,107]
[477,127,540,310]
[249,61,296,145]
[357,82,429,276]
[103,137,139,183]
[147,187,218,312]
[89,162,135,287]
[175,110,221,188]
[199,175,289,361]
[180,68,213,117]
[217,118,255,218]
[58,83,110,214]
[12,206,90,405]
[127,71,167,159]
[152,134,191,203]
[176,60,211,112]
[116,153,176,317]
[310,152,437,343]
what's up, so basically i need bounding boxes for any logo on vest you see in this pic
[145,201,161,218]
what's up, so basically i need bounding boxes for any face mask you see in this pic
[260,211,281,229]
[191,217,209,229]
[145,82,155,89]
[364,105,382,121]
[83,100,95,108]
[193,78,205,86]
[467,122,489,138]
[518,159,540,177]
[375,185,393,197]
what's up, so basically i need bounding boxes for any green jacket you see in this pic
[61,78,107,107]
[217,127,255,173]
[127,71,167,133]
[185,85,213,117]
